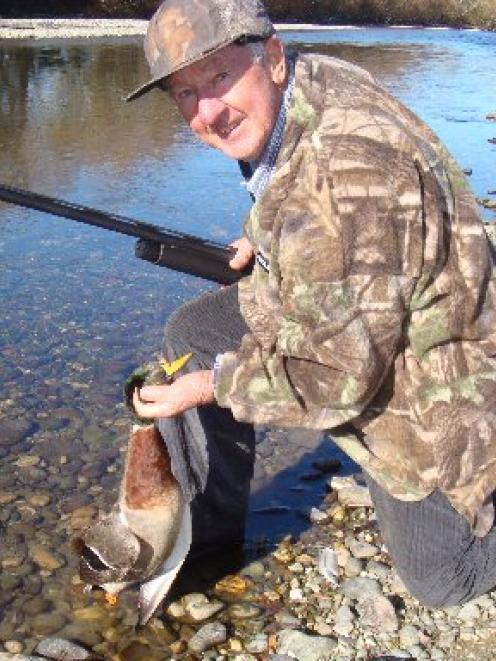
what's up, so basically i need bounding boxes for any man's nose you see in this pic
[197,95,226,128]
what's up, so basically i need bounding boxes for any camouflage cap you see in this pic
[127,0,274,101]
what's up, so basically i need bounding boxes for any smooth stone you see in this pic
[457,601,481,622]
[60,493,93,514]
[340,577,382,600]
[399,624,421,647]
[365,560,391,582]
[22,597,51,616]
[245,633,268,654]
[188,622,227,654]
[241,561,265,579]
[117,642,163,661]
[0,574,22,591]
[334,620,354,637]
[35,638,90,660]
[335,605,355,624]
[30,612,67,636]
[73,605,108,621]
[337,485,373,508]
[0,492,16,505]
[29,546,65,571]
[28,493,51,507]
[4,641,24,654]
[277,629,337,660]
[347,539,378,560]
[356,594,399,632]
[0,420,37,446]
[14,455,41,469]
[389,571,409,595]
[228,602,262,620]
[344,557,363,578]
[185,598,224,622]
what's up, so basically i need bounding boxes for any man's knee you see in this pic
[395,563,477,609]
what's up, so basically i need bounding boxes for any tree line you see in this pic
[1,0,495,31]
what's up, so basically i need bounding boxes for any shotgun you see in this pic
[0,184,251,285]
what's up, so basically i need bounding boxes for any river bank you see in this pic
[0,18,492,40]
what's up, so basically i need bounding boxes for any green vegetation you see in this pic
[1,0,495,30]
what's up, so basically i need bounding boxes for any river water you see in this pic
[0,27,495,651]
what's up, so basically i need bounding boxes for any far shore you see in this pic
[0,17,483,40]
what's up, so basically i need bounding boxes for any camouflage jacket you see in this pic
[214,54,496,535]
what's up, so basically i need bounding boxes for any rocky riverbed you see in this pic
[3,418,496,660]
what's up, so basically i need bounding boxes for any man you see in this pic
[130,0,496,608]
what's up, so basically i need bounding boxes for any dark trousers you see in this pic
[158,284,496,606]
[367,474,496,607]
[157,285,256,552]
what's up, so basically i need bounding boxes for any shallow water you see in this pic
[0,28,495,651]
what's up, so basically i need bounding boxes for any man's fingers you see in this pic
[133,389,173,418]
[139,385,170,400]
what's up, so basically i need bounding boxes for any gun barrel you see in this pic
[0,184,248,285]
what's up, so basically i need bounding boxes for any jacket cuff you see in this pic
[213,351,238,408]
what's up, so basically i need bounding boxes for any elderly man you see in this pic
[131,0,496,608]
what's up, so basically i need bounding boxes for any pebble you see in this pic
[245,633,268,654]
[457,601,481,622]
[29,546,65,571]
[15,455,41,469]
[277,629,337,660]
[0,419,36,446]
[35,638,91,660]
[228,602,262,619]
[347,538,379,559]
[340,577,382,600]
[188,622,227,654]
[356,594,399,632]
[30,612,67,636]
[182,594,225,622]
[3,641,24,654]
[399,624,421,647]
[337,485,373,507]
[344,557,363,577]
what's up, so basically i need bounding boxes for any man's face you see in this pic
[166,37,286,161]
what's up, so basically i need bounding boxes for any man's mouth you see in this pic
[215,118,243,139]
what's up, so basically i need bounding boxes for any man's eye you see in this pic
[176,89,193,101]
[215,71,230,84]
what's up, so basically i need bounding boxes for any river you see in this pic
[0,27,495,652]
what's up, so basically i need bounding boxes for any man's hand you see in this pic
[132,370,215,419]
[229,236,254,271]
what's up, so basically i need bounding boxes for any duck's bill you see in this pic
[138,503,192,625]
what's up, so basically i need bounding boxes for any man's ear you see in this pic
[265,36,286,87]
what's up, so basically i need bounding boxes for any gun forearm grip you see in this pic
[135,239,252,285]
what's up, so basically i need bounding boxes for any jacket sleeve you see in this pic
[214,143,423,428]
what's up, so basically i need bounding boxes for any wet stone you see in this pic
[356,594,399,633]
[340,577,382,600]
[21,597,52,616]
[344,557,363,577]
[0,420,37,446]
[29,545,66,571]
[228,602,262,620]
[188,622,227,654]
[399,624,421,647]
[277,629,337,660]
[14,455,41,469]
[245,633,268,654]
[35,638,91,660]
[59,493,93,514]
[30,612,67,636]
[347,538,378,560]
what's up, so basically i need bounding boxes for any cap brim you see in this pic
[126,77,165,102]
